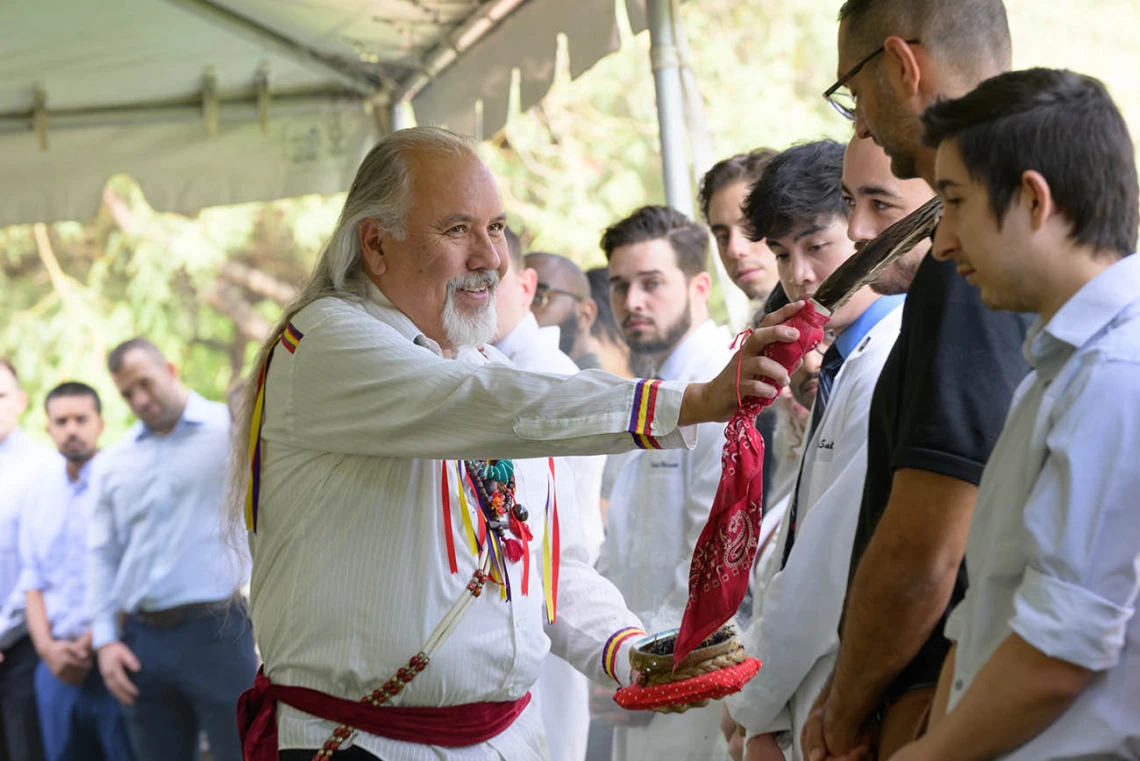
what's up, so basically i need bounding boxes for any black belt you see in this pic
[131,600,231,628]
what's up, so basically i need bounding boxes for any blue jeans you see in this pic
[34,660,135,761]
[120,606,258,761]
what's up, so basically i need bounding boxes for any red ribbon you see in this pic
[673,303,829,665]
[237,668,532,760]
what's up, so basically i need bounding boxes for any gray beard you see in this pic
[442,271,500,348]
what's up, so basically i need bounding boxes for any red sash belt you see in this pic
[237,668,531,760]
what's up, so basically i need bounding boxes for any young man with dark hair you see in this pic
[729,138,916,761]
[18,382,136,761]
[805,2,1033,758]
[887,67,1140,761]
[699,149,782,302]
[597,204,735,761]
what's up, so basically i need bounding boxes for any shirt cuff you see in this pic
[17,568,43,594]
[1010,566,1131,671]
[628,380,695,451]
[92,614,121,650]
[724,678,789,736]
[602,626,647,686]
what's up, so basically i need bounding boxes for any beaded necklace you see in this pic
[463,459,531,562]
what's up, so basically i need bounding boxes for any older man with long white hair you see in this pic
[230,126,805,761]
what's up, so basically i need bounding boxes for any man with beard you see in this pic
[699,149,782,304]
[18,383,135,761]
[526,252,598,368]
[803,2,1032,758]
[0,358,53,761]
[726,136,933,761]
[229,127,804,760]
[90,338,258,761]
[492,228,601,761]
[596,205,732,761]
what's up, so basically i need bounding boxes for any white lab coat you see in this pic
[495,312,604,761]
[600,320,733,761]
[727,304,903,760]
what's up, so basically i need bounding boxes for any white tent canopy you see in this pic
[1,0,656,227]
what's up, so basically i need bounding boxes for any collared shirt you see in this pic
[945,254,1140,759]
[0,428,58,649]
[88,391,244,649]
[252,285,693,761]
[18,457,99,641]
[494,312,606,562]
[599,319,732,625]
[599,318,733,758]
[729,298,904,748]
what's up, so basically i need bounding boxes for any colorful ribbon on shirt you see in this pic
[245,323,304,533]
[438,458,560,621]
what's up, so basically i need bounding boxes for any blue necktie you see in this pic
[780,343,844,569]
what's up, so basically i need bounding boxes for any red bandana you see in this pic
[673,303,828,665]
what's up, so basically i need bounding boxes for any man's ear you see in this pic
[1020,170,1057,233]
[577,297,598,332]
[519,267,538,306]
[882,35,923,102]
[691,271,712,301]
[360,219,387,277]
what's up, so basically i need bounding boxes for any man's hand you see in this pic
[589,683,653,728]
[679,301,807,426]
[803,682,874,761]
[42,639,92,686]
[823,698,878,761]
[720,705,745,761]
[97,642,142,705]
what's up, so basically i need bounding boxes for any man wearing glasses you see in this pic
[802,2,1033,759]
[525,252,595,363]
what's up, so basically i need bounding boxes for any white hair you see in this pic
[226,126,478,538]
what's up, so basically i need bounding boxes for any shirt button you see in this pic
[954,679,964,690]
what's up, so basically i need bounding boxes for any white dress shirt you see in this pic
[493,310,605,761]
[252,287,694,761]
[728,301,903,758]
[600,318,733,761]
[944,254,1140,759]
[18,456,99,641]
[88,392,245,649]
[0,428,58,649]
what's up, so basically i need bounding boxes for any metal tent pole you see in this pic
[389,101,412,133]
[647,0,692,217]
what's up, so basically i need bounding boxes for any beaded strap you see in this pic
[313,549,492,759]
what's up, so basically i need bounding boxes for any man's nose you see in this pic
[931,222,957,262]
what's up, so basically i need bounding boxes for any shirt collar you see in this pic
[1026,254,1140,371]
[0,427,25,459]
[834,294,905,359]
[495,312,541,359]
[135,391,208,440]
[363,281,444,356]
[657,319,724,380]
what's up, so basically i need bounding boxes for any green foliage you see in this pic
[3,0,1139,444]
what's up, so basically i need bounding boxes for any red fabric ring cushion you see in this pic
[611,658,762,711]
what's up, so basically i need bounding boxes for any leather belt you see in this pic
[132,600,231,628]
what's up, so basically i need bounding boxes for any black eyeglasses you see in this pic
[533,283,582,310]
[823,39,920,121]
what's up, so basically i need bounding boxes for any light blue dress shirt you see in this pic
[87,392,247,649]
[17,456,99,641]
[945,253,1140,758]
[0,428,58,649]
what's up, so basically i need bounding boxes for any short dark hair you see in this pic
[923,68,1139,257]
[45,381,102,415]
[743,140,849,243]
[0,358,15,384]
[838,0,1011,79]
[698,149,779,223]
[504,227,525,273]
[600,205,709,278]
[586,266,622,344]
[107,338,166,374]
